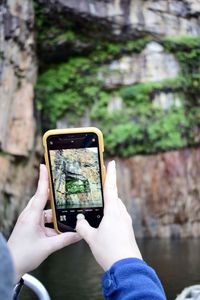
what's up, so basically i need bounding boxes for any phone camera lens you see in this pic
[50,141,53,145]
[71,140,74,143]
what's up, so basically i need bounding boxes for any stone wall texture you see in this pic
[35,0,200,238]
[38,0,200,36]
[0,0,38,236]
[1,0,200,237]
[115,148,200,238]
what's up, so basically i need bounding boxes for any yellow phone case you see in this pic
[43,127,105,233]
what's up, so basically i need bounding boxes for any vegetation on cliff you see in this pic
[35,2,200,157]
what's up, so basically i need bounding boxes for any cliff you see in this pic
[116,148,200,238]
[1,0,200,237]
[0,0,39,236]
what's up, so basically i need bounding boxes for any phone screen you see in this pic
[47,132,104,232]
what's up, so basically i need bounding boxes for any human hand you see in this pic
[7,164,81,282]
[76,161,142,271]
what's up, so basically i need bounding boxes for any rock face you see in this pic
[38,0,200,37]
[0,0,38,236]
[153,92,182,110]
[35,0,200,238]
[1,0,200,238]
[3,83,35,156]
[99,42,180,87]
[116,147,200,238]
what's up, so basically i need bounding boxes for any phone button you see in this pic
[60,215,66,221]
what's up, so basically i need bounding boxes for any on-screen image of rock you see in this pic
[50,148,103,209]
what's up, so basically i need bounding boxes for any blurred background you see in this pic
[0,0,200,299]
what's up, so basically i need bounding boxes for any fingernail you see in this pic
[110,160,115,167]
[40,163,45,171]
[76,213,85,221]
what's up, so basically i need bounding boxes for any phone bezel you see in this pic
[43,127,105,233]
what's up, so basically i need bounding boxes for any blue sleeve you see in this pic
[102,258,166,300]
[0,233,15,300]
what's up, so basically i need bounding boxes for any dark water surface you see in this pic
[21,239,200,300]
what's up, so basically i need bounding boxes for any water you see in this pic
[20,239,200,300]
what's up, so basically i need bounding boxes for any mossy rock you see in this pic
[35,22,200,156]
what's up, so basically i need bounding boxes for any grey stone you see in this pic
[153,93,182,110]
[0,0,37,235]
[99,42,180,88]
[107,96,123,113]
[37,0,200,37]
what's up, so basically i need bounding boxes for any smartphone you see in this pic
[43,127,105,233]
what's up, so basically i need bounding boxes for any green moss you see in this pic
[90,81,190,156]
[163,36,200,47]
[163,36,200,93]
[36,55,100,128]
[35,29,200,156]
[36,36,151,130]
[39,29,77,48]
[33,0,92,63]
[120,78,184,103]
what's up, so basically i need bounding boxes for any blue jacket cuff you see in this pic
[102,257,166,299]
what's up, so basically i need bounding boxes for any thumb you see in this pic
[47,232,81,254]
[76,218,95,244]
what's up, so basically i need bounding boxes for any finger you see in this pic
[43,209,53,224]
[25,186,50,213]
[47,232,82,253]
[116,198,133,224]
[23,196,35,211]
[44,227,58,237]
[118,198,128,212]
[104,160,118,213]
[76,218,95,244]
[32,164,49,212]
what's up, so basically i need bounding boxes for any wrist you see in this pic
[7,241,25,283]
[102,249,143,271]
